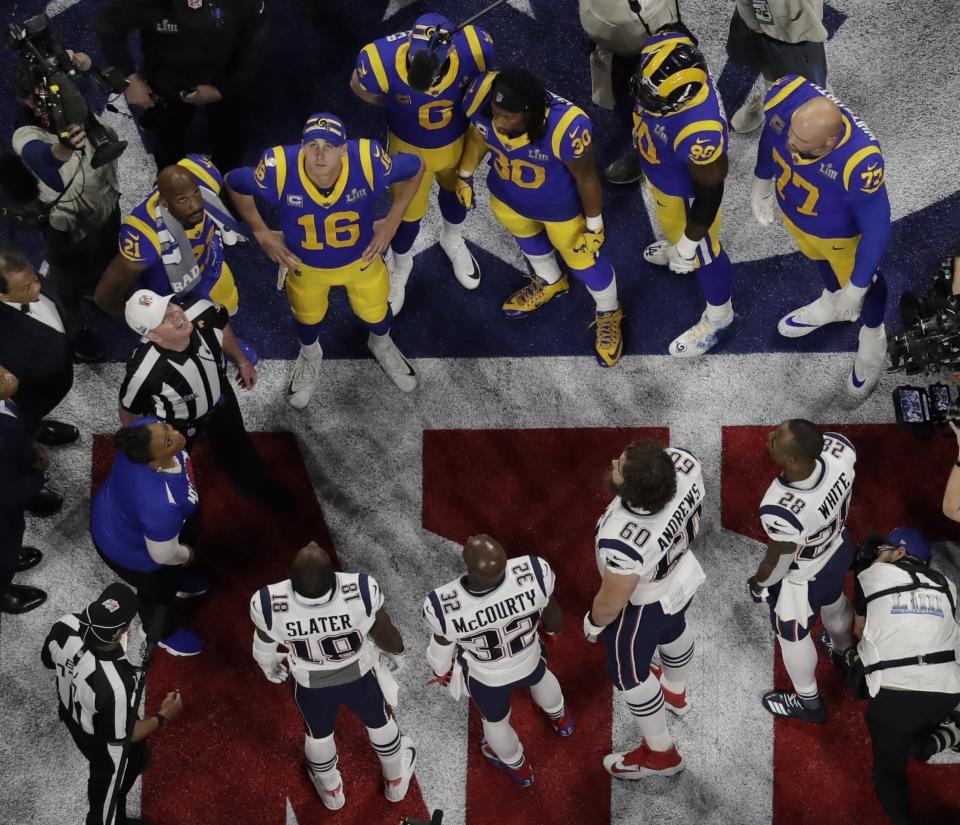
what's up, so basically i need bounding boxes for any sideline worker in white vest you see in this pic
[854,527,960,825]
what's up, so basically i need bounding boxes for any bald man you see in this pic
[250,542,417,811]
[752,76,891,403]
[423,534,571,788]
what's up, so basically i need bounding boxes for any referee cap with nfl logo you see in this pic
[84,583,139,643]
[125,289,174,336]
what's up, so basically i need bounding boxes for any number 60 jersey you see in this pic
[423,556,555,687]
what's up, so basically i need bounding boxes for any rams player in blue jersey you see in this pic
[630,31,738,358]
[225,114,424,408]
[751,76,891,402]
[351,13,494,314]
[457,68,623,368]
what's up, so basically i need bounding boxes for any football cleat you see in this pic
[501,273,570,318]
[668,311,739,358]
[388,251,415,316]
[368,334,418,393]
[308,767,346,811]
[590,307,624,367]
[817,629,849,673]
[439,232,481,290]
[603,741,684,780]
[480,737,535,787]
[287,347,323,410]
[605,151,644,185]
[649,664,690,717]
[731,92,765,134]
[642,239,674,268]
[384,736,418,803]
[158,628,204,657]
[843,324,887,406]
[548,707,576,737]
[761,690,828,724]
[777,289,841,338]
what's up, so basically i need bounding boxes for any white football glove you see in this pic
[253,634,288,683]
[583,611,606,643]
[751,176,776,226]
[378,648,405,673]
[835,282,869,322]
[666,236,698,274]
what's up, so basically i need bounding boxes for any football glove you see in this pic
[455,173,475,209]
[574,226,605,255]
[583,611,605,643]
[666,240,698,274]
[835,282,869,322]
[253,634,288,683]
[378,648,405,673]
[747,576,768,604]
[751,176,776,226]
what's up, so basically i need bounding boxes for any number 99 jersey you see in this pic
[251,573,383,687]
[423,555,554,687]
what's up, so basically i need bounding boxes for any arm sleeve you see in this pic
[756,551,796,588]
[554,110,594,162]
[96,0,141,76]
[217,0,271,98]
[19,141,68,191]
[845,177,891,288]
[144,536,190,565]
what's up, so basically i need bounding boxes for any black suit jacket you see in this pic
[0,403,44,515]
[0,287,74,428]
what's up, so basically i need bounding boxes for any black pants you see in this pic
[63,714,150,825]
[95,548,181,640]
[0,507,26,593]
[726,10,828,86]
[865,687,960,824]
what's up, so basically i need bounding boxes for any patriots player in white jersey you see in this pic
[748,420,857,724]
[249,542,417,811]
[585,441,707,780]
[423,534,573,788]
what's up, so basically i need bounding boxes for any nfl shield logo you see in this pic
[187,0,203,9]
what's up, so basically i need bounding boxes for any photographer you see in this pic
[853,528,960,825]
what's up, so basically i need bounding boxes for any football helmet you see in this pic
[630,32,708,116]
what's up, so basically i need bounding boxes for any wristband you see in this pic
[675,233,698,260]
[457,169,473,180]
[585,214,603,232]
[155,713,167,728]
[235,361,250,368]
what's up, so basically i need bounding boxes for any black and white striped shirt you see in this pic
[119,299,227,425]
[41,613,137,741]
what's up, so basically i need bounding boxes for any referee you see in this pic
[41,582,184,825]
[119,289,290,506]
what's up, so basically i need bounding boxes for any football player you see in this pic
[585,441,706,779]
[457,67,625,368]
[225,113,425,408]
[250,541,417,811]
[423,534,573,788]
[751,77,891,402]
[629,30,739,357]
[351,12,494,313]
[748,420,857,724]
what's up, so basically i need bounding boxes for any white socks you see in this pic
[305,734,340,790]
[778,635,820,700]
[301,341,322,360]
[367,719,403,781]
[483,712,525,767]
[530,667,565,717]
[524,251,562,285]
[623,674,673,751]
[706,299,734,326]
[588,278,619,313]
[440,218,464,247]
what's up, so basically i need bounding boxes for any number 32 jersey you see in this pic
[250,572,382,688]
[423,555,554,687]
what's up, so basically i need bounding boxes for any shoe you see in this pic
[368,334,418,393]
[287,348,323,410]
[501,273,570,318]
[388,251,414,315]
[158,628,204,657]
[384,736,418,802]
[176,572,209,599]
[480,737,535,787]
[731,93,765,133]
[604,151,644,185]
[36,420,79,447]
[643,239,675,268]
[912,716,960,762]
[73,328,104,363]
[668,311,739,358]
[439,232,481,290]
[590,307,624,367]
[308,766,346,811]
[26,488,63,517]
[761,690,828,724]
[548,708,576,737]
[817,629,849,673]
[603,741,684,779]
[649,663,691,717]
[0,584,47,614]
[843,325,887,406]
[777,290,841,338]
[16,547,42,572]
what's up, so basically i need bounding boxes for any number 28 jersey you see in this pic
[423,555,554,687]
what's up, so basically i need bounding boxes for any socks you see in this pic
[367,718,403,781]
[301,341,322,360]
[778,635,821,708]
[705,299,734,327]
[530,667,565,717]
[440,217,465,248]
[623,674,673,752]
[304,734,340,789]
[524,251,563,285]
[658,626,695,695]
[482,713,525,768]
[587,277,619,312]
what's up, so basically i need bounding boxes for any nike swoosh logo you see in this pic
[695,138,709,145]
[831,245,844,251]
[851,367,865,388]
[609,763,636,775]
[785,318,816,327]
[568,129,580,139]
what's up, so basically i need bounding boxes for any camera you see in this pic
[892,382,958,428]
[402,812,443,825]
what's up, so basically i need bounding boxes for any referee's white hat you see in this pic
[125,289,174,336]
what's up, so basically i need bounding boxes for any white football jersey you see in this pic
[250,572,383,687]
[423,555,554,687]
[759,431,857,581]
[594,447,705,606]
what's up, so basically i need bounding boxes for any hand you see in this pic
[124,74,156,109]
[179,543,194,566]
[751,176,776,226]
[254,229,301,270]
[62,123,86,152]
[583,611,605,643]
[183,84,223,105]
[427,668,452,687]
[66,50,92,73]
[666,242,698,274]
[835,283,868,322]
[262,661,289,684]
[378,649,405,673]
[747,576,768,604]
[33,442,50,472]
[454,174,475,209]
[362,217,398,265]
[159,690,184,721]
[235,362,257,390]
[573,227,605,256]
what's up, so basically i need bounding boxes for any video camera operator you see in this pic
[852,528,960,825]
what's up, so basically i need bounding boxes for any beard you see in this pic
[604,469,623,497]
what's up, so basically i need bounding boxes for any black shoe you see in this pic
[36,420,79,447]
[26,488,63,517]
[604,152,644,185]
[16,547,42,572]
[817,628,849,673]
[73,327,104,363]
[0,584,47,614]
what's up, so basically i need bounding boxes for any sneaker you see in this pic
[604,151,644,185]
[480,737,535,787]
[843,326,887,406]
[668,311,739,358]
[384,736,418,803]
[548,708,576,737]
[777,290,841,338]
[817,629,849,672]
[590,307,624,367]
[731,93,764,134]
[643,239,674,268]
[761,690,828,724]
[287,348,323,410]
[388,251,414,316]
[501,273,570,318]
[158,628,204,657]
[603,741,684,779]
[439,232,481,290]
[368,334,418,393]
[308,766,345,811]
[649,664,690,717]
[175,572,209,599]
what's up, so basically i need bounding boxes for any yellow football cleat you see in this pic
[501,273,570,318]
[590,307,624,367]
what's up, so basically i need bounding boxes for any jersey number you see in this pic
[773,149,820,216]
[297,212,361,250]
[635,120,658,165]
[122,236,142,260]
[290,630,364,664]
[654,504,702,582]
[490,149,545,189]
[419,100,454,130]
[461,613,540,663]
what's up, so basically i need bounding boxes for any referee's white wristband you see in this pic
[585,214,603,232]
[675,233,698,260]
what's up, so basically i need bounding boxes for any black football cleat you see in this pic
[762,691,828,725]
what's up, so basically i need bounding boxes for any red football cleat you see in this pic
[603,740,685,780]
[480,738,535,787]
[548,707,576,737]
[650,663,690,716]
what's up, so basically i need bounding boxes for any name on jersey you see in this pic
[818,472,851,519]
[451,588,538,634]
[658,484,702,551]
[285,614,353,636]
[811,83,879,143]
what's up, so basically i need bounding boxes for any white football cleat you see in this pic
[731,93,765,133]
[842,324,887,405]
[388,251,414,315]
[308,767,345,811]
[287,347,323,409]
[384,736,418,803]
[368,334,418,393]
[668,311,739,358]
[643,239,671,267]
[439,232,481,290]
[778,289,842,338]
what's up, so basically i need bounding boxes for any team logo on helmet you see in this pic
[631,34,708,116]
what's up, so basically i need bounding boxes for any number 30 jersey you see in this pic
[759,432,857,581]
[423,556,554,687]
[594,447,705,606]
[250,573,382,688]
